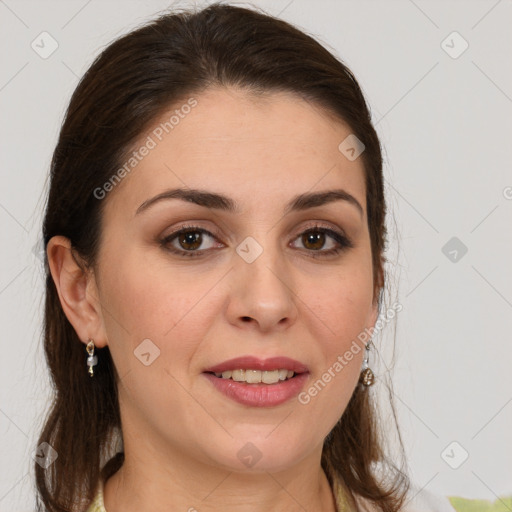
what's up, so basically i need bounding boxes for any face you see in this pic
[92,87,379,473]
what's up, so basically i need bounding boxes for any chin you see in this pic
[207,434,313,473]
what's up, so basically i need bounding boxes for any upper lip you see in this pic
[203,356,309,374]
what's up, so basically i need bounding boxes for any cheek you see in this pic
[102,250,206,335]
[98,254,211,418]
[99,251,223,381]
[304,262,375,346]
[298,263,374,405]
[297,279,371,433]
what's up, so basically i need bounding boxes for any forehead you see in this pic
[103,87,367,219]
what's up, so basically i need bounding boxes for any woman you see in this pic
[35,3,455,511]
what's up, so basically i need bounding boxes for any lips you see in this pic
[203,355,309,374]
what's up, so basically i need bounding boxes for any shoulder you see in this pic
[352,484,457,512]
[398,485,457,512]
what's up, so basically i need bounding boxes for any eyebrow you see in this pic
[135,187,363,218]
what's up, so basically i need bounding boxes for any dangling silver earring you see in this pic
[359,339,375,387]
[86,339,98,377]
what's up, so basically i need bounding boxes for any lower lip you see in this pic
[202,372,309,407]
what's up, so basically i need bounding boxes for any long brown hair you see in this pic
[36,3,409,511]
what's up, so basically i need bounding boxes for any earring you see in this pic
[359,339,375,387]
[86,339,98,377]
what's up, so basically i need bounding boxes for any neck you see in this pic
[103,445,338,512]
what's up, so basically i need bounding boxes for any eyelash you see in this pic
[159,223,354,259]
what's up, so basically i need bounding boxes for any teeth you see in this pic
[245,370,262,383]
[261,370,279,384]
[232,369,246,381]
[213,369,296,384]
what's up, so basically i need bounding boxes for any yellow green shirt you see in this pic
[86,477,105,512]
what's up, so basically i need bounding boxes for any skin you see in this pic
[47,87,380,512]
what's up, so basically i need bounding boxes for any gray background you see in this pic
[1,0,511,509]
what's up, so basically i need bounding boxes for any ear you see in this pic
[368,260,384,330]
[46,235,108,348]
[368,290,380,331]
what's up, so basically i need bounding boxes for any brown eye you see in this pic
[291,226,353,259]
[178,231,203,251]
[301,231,326,251]
[160,225,222,257]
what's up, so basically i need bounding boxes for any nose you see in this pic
[225,237,298,333]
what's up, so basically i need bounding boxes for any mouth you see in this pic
[204,368,301,384]
[202,355,309,383]
[202,356,309,407]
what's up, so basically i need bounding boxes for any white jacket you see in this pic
[401,485,456,511]
[354,483,457,511]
